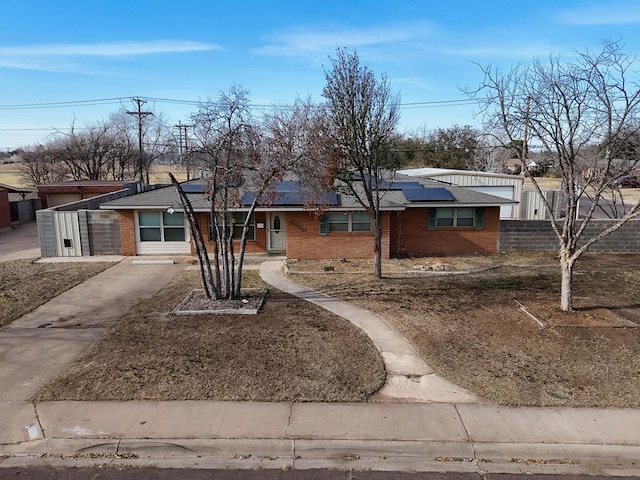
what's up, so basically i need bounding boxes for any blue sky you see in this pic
[1,0,639,150]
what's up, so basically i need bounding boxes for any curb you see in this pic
[2,438,639,475]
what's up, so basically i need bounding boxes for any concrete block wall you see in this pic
[36,210,56,257]
[499,219,640,253]
[87,210,121,255]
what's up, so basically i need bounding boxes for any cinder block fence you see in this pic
[499,219,640,253]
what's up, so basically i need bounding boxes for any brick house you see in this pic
[100,175,514,259]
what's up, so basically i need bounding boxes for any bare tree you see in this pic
[17,143,68,186]
[468,40,640,311]
[189,87,325,299]
[322,48,400,279]
[57,121,116,180]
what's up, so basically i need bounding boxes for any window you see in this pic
[320,212,372,234]
[139,211,185,242]
[209,213,255,241]
[233,212,255,241]
[428,208,484,230]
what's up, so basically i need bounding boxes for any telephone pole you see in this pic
[127,98,153,186]
[175,122,193,180]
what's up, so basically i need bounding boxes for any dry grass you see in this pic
[290,253,640,407]
[34,270,385,402]
[19,253,640,407]
[0,163,189,188]
[0,259,114,327]
[0,163,25,187]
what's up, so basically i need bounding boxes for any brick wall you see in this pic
[195,212,268,255]
[499,219,640,253]
[118,211,136,256]
[392,207,500,256]
[285,211,390,260]
[0,189,10,228]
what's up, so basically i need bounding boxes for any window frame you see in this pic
[322,212,372,234]
[208,212,255,241]
[428,207,484,230]
[138,211,186,242]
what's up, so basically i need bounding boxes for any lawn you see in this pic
[0,259,115,327]
[27,253,640,406]
[288,253,640,407]
[34,270,385,402]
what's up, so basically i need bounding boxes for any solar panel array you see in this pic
[183,179,454,205]
[402,186,455,202]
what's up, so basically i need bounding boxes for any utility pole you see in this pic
[127,98,152,186]
[174,122,193,180]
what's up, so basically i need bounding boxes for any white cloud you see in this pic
[557,3,640,25]
[447,44,564,59]
[0,40,220,57]
[252,21,437,57]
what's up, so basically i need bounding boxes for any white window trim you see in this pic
[328,212,372,232]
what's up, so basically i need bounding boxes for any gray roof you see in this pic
[101,177,516,212]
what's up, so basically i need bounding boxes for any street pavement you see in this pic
[0,238,639,475]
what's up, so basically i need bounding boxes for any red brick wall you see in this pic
[392,207,500,256]
[118,211,136,256]
[196,212,268,255]
[0,189,11,228]
[285,211,390,260]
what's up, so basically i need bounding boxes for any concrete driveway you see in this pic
[0,221,40,260]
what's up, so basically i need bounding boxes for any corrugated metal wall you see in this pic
[53,211,82,256]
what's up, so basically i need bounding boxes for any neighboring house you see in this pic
[398,167,523,219]
[100,175,516,259]
[37,180,139,209]
[0,182,38,225]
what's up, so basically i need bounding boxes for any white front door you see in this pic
[268,213,286,252]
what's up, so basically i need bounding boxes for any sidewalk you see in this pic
[0,256,639,475]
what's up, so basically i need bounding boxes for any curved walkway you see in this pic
[259,260,482,404]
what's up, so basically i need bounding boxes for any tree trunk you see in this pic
[560,252,574,312]
[373,216,382,279]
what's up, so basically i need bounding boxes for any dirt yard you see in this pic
[288,253,640,407]
[0,259,114,327]
[34,270,385,402]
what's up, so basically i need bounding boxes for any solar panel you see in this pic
[181,183,208,193]
[276,180,300,192]
[403,187,455,202]
[241,190,338,206]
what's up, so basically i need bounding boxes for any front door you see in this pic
[268,213,285,252]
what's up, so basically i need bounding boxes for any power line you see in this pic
[0,97,127,110]
[0,96,482,112]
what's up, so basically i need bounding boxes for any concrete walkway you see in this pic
[259,260,481,404]
[0,255,639,475]
[0,221,40,261]
[0,256,188,442]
